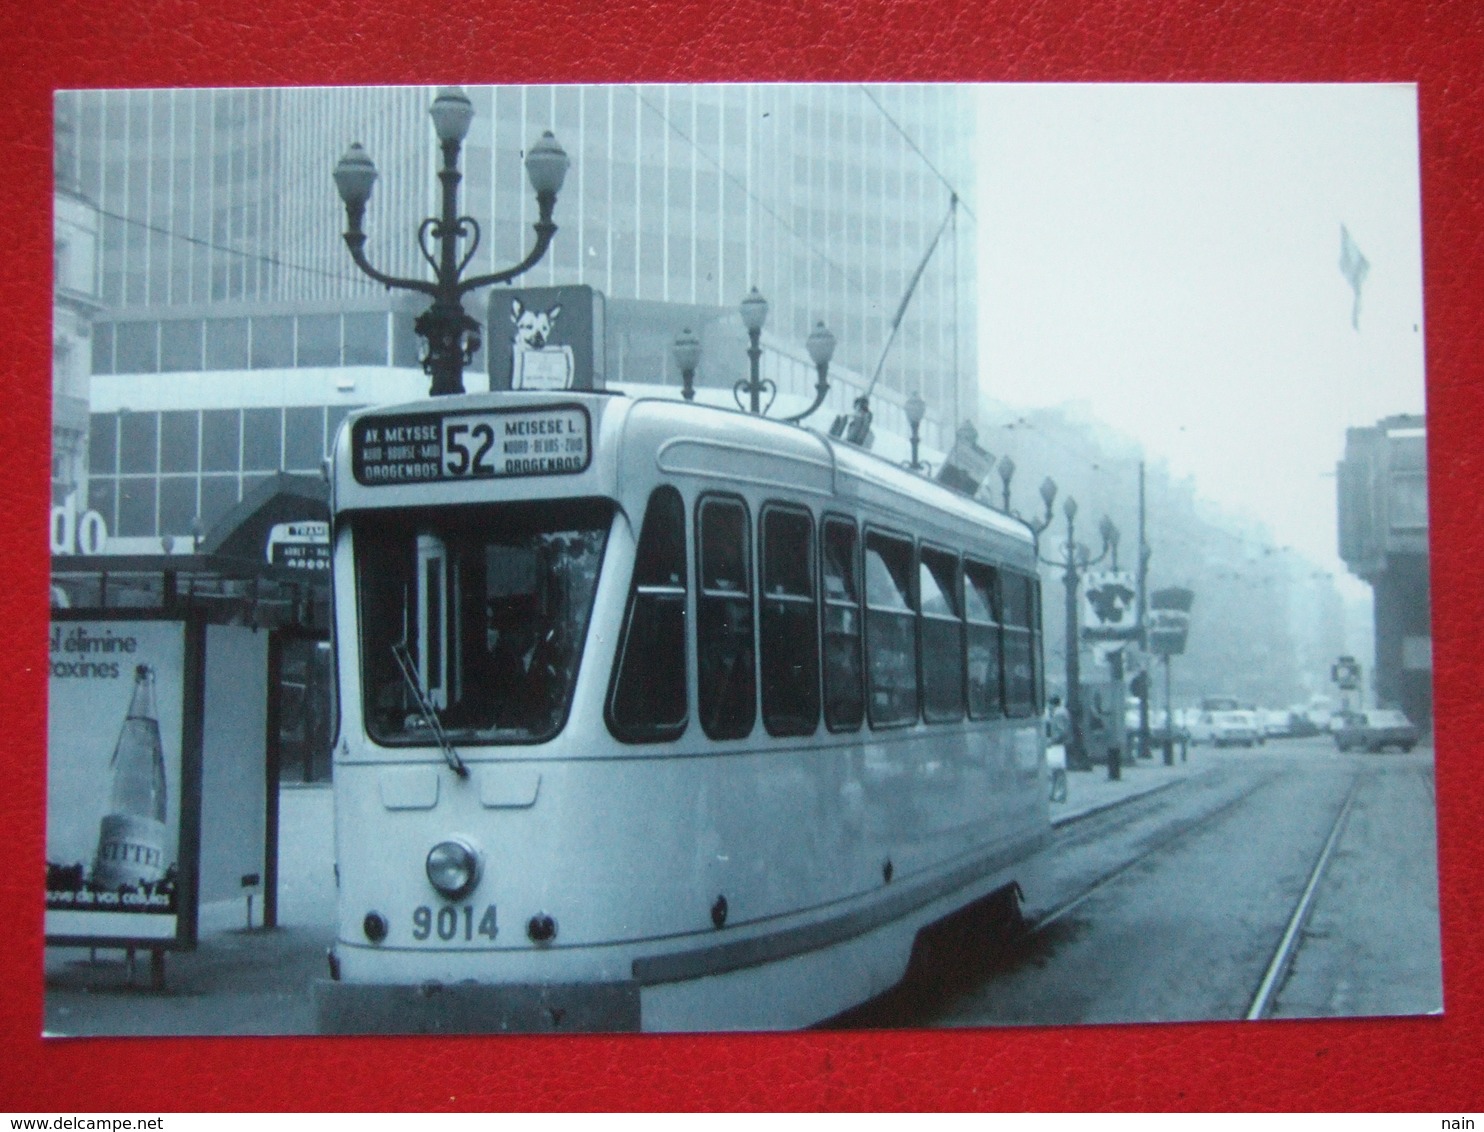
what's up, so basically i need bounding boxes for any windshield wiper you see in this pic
[390,639,469,779]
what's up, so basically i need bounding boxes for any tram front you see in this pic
[317,391,639,1033]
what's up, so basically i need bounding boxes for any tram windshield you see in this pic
[354,499,612,746]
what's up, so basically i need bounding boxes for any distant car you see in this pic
[1332,709,1419,753]
[1260,709,1292,739]
[1202,709,1262,748]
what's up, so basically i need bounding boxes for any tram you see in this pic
[315,388,1051,1033]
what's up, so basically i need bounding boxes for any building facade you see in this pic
[56,85,979,549]
[1337,413,1431,728]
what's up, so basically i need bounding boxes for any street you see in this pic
[844,736,1441,1027]
[43,738,1440,1035]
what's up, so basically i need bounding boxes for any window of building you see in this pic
[114,322,158,374]
[296,313,340,368]
[87,477,116,533]
[284,407,325,471]
[198,474,239,531]
[392,311,422,369]
[201,410,240,473]
[118,412,158,475]
[864,530,917,727]
[159,320,202,372]
[919,545,963,723]
[697,494,755,740]
[91,323,114,375]
[249,315,293,369]
[116,478,156,538]
[89,413,117,476]
[607,486,688,743]
[1002,570,1036,718]
[159,411,199,474]
[821,517,863,731]
[343,312,387,367]
[760,504,819,737]
[205,318,249,370]
[242,407,282,471]
[158,478,198,538]
[964,559,1003,719]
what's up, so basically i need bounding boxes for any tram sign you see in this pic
[351,404,592,486]
[266,521,329,571]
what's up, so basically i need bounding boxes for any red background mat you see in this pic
[2,0,1479,1112]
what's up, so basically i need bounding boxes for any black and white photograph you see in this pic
[45,82,1435,1036]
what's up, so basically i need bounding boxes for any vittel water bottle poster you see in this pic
[45,619,187,943]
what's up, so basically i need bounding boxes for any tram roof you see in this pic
[334,390,1034,552]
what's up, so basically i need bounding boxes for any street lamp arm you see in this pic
[458,214,558,294]
[778,366,832,423]
[341,232,437,297]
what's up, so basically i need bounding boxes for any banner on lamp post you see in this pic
[1082,569,1139,642]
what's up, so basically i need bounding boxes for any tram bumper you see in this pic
[313,976,641,1034]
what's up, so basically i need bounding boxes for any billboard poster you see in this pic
[1082,568,1139,641]
[487,284,605,392]
[46,618,192,944]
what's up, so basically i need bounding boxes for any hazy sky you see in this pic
[975,84,1425,579]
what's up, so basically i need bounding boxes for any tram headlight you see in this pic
[426,838,481,900]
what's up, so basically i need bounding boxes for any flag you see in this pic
[1339,224,1370,330]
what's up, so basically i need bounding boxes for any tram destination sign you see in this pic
[351,404,591,486]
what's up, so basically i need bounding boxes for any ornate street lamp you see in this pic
[735,287,771,413]
[671,327,701,401]
[1040,497,1118,772]
[334,86,569,397]
[780,320,838,423]
[904,392,927,471]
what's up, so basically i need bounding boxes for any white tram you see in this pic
[315,389,1051,1033]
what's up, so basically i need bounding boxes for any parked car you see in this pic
[1332,709,1419,753]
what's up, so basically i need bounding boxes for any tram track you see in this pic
[1244,773,1361,1020]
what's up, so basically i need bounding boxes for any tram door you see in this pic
[415,532,461,709]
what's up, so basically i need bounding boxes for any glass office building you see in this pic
[58,85,979,547]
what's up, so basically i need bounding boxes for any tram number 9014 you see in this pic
[412,903,498,943]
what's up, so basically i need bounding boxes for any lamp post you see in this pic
[904,392,927,471]
[735,287,770,414]
[1039,497,1117,771]
[672,327,701,401]
[999,456,1058,553]
[334,86,569,397]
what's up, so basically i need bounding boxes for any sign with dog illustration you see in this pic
[487,284,606,392]
[1082,568,1140,642]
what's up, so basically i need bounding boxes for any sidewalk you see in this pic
[1051,746,1203,826]
[43,750,1206,1036]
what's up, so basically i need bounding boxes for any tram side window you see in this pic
[964,560,1003,720]
[864,531,917,727]
[919,546,964,723]
[1002,570,1036,718]
[607,486,688,742]
[760,505,819,737]
[698,495,756,740]
[821,518,864,731]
